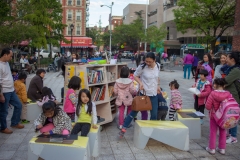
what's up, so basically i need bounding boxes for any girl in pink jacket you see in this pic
[205,78,231,155]
[114,66,136,129]
[63,76,81,122]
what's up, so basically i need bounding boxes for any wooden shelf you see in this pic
[65,63,127,126]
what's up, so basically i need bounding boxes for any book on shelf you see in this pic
[90,85,106,101]
[108,86,114,98]
[87,68,104,84]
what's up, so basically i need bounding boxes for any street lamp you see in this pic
[144,0,149,53]
[101,2,114,58]
[70,24,74,54]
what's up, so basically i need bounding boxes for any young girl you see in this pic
[37,87,57,107]
[205,78,231,155]
[168,80,182,121]
[193,69,212,124]
[72,53,79,62]
[114,66,135,129]
[34,101,72,135]
[71,89,98,136]
[64,76,81,122]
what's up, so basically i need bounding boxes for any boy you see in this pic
[193,69,212,124]
[157,92,168,120]
[14,72,30,123]
[11,69,18,81]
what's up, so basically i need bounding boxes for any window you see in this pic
[67,10,72,20]
[76,25,81,35]
[76,0,81,6]
[68,0,72,5]
[76,11,81,21]
[114,21,116,23]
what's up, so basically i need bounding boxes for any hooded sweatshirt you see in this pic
[114,78,136,106]
[206,90,232,118]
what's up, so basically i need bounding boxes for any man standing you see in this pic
[0,48,24,134]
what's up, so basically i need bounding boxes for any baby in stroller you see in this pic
[46,61,57,72]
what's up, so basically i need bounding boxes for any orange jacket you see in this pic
[14,80,27,103]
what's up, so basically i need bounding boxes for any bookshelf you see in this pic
[64,63,127,125]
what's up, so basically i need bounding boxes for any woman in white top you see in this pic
[20,55,28,68]
[214,53,227,79]
[119,52,161,137]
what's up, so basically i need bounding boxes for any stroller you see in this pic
[46,62,57,72]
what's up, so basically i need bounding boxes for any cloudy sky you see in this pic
[89,0,147,27]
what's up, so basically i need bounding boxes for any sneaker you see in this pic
[118,125,122,130]
[119,128,126,138]
[216,147,225,155]
[21,119,30,124]
[206,147,215,154]
[226,136,238,144]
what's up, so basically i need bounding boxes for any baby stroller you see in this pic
[46,62,57,72]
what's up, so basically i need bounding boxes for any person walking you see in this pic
[192,53,199,79]
[183,52,194,79]
[0,48,24,134]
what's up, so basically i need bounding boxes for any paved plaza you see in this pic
[0,63,240,160]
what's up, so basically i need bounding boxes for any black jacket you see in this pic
[27,75,43,101]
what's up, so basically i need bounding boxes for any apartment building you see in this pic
[104,16,123,32]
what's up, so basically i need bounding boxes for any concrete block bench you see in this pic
[134,120,189,151]
[72,123,101,157]
[176,109,201,139]
[28,137,90,160]
[27,102,42,121]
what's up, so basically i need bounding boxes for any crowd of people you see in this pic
[0,47,240,156]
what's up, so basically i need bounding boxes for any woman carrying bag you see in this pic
[119,52,161,137]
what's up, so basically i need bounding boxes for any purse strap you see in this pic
[137,90,146,96]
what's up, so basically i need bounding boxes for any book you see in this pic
[90,85,106,101]
[108,86,114,98]
[188,88,200,95]
[87,68,104,84]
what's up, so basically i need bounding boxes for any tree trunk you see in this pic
[232,0,240,52]
[49,43,52,60]
[37,49,40,65]
[137,40,140,53]
[210,40,216,53]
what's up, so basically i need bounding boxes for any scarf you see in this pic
[225,65,238,75]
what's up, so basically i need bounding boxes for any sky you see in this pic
[89,0,148,27]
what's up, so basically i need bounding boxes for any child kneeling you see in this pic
[34,101,72,135]
[71,89,98,137]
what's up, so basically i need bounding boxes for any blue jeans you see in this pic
[229,126,238,138]
[0,92,22,130]
[123,95,158,128]
[184,64,192,79]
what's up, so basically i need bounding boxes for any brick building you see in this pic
[104,16,123,32]
[232,0,240,52]
[61,0,88,37]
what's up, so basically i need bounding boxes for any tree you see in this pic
[173,0,235,52]
[145,25,167,51]
[86,28,104,49]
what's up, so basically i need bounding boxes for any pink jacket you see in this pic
[63,89,77,113]
[170,90,182,109]
[206,90,232,118]
[194,80,212,106]
[114,78,136,106]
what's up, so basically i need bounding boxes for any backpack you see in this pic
[141,62,160,70]
[213,97,240,129]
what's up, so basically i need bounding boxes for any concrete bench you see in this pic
[27,102,42,121]
[134,120,189,151]
[72,123,101,157]
[28,137,90,160]
[176,109,201,139]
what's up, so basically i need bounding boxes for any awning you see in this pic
[19,40,29,46]
[60,37,92,48]
[89,45,97,48]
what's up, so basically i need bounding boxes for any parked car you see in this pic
[122,51,128,58]
[127,52,134,59]
[35,49,56,58]
[213,51,231,69]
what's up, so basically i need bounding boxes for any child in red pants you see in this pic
[114,66,136,129]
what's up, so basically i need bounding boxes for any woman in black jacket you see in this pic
[27,69,46,101]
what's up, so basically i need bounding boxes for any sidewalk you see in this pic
[0,68,240,160]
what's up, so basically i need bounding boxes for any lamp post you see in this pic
[101,2,114,58]
[70,24,74,54]
[144,0,149,53]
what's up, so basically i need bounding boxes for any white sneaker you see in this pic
[226,136,238,144]
[118,125,122,130]
[206,147,215,154]
[216,147,225,155]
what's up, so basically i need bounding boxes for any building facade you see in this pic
[61,0,88,37]
[104,16,123,32]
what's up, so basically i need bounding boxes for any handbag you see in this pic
[132,90,152,111]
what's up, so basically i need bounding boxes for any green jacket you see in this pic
[225,67,240,104]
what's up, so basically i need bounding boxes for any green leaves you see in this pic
[145,25,167,49]
[173,0,235,50]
